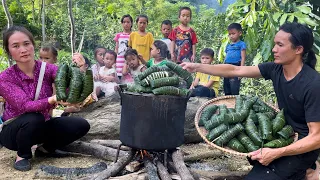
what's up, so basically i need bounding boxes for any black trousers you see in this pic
[245,149,320,180]
[0,112,90,159]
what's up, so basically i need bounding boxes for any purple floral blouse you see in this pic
[0,60,58,121]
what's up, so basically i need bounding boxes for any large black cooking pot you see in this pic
[119,91,189,151]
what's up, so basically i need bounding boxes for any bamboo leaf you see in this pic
[303,17,318,26]
[247,14,254,27]
[279,14,288,25]
[260,39,273,61]
[273,12,282,22]
[287,15,295,22]
[252,52,262,66]
[297,5,312,14]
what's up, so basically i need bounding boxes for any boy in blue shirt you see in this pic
[160,20,172,52]
[223,23,246,95]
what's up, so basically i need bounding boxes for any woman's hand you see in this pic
[72,53,86,68]
[180,62,199,73]
[248,148,281,166]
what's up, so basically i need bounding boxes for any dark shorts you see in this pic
[246,149,320,180]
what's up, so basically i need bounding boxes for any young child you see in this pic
[223,23,246,95]
[146,40,171,68]
[92,46,107,81]
[190,48,220,98]
[169,7,198,63]
[39,43,58,64]
[122,49,146,84]
[129,14,154,62]
[160,20,172,51]
[93,50,118,100]
[114,14,133,79]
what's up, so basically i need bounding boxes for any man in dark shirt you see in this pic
[181,22,320,180]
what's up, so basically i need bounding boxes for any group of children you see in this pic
[39,6,247,102]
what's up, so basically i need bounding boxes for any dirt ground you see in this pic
[0,143,251,180]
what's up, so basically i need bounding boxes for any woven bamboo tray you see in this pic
[195,95,281,157]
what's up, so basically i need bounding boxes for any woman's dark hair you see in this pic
[94,46,107,58]
[41,43,58,58]
[2,25,35,57]
[154,40,171,59]
[121,14,133,30]
[136,14,148,24]
[124,48,139,60]
[104,50,117,61]
[200,48,214,58]
[279,22,317,69]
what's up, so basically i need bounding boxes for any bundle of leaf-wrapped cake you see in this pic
[124,61,193,97]
[199,95,295,153]
[55,63,93,103]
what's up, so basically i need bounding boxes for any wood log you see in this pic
[172,150,195,180]
[144,159,160,180]
[125,161,142,172]
[90,139,130,151]
[156,160,171,180]
[34,162,108,179]
[62,141,126,161]
[109,169,147,180]
[82,150,134,180]
[189,168,248,180]
[184,151,222,162]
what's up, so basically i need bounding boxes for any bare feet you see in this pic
[306,161,320,180]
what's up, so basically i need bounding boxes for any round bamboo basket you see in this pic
[195,95,281,157]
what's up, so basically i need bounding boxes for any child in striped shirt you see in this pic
[114,14,133,80]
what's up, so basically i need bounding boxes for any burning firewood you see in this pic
[81,150,134,180]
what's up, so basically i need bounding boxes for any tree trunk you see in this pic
[31,0,36,24]
[172,150,194,180]
[90,139,130,151]
[34,162,108,179]
[156,160,171,180]
[2,0,14,66]
[62,141,127,161]
[189,168,248,180]
[82,150,134,180]
[144,159,160,180]
[184,151,222,162]
[41,0,46,42]
[108,170,147,180]
[68,0,75,54]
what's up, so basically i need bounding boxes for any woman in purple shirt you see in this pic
[0,26,90,171]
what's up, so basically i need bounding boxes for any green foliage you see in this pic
[240,78,277,104]
[218,0,320,64]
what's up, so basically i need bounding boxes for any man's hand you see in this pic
[249,148,281,166]
[180,62,199,73]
